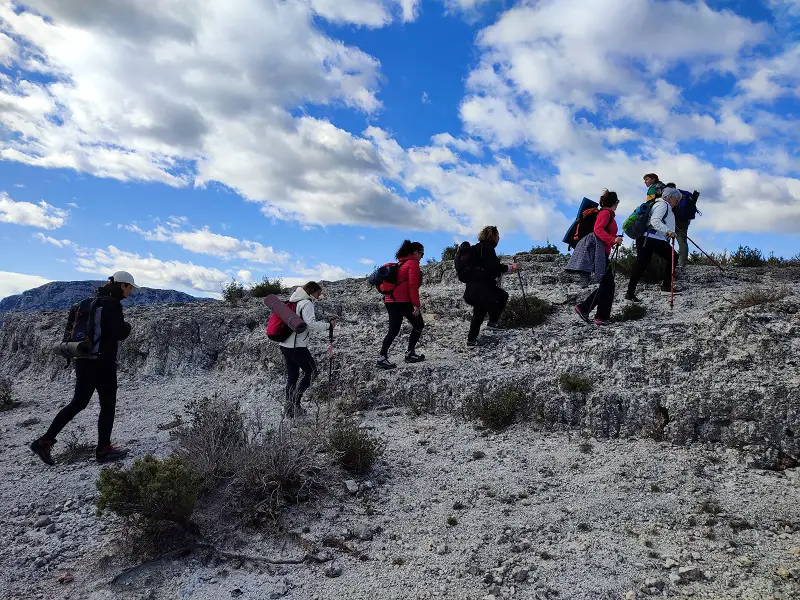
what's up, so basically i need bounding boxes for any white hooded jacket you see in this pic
[279,287,330,349]
[645,198,676,242]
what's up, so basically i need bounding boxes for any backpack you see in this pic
[569,207,603,249]
[454,241,476,283]
[55,297,100,361]
[622,200,656,240]
[674,190,701,222]
[266,301,299,342]
[367,260,408,296]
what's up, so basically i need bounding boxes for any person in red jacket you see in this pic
[574,190,623,325]
[377,240,425,370]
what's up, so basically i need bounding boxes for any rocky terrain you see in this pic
[0,253,798,600]
[0,280,211,314]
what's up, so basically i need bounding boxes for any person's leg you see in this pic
[95,365,118,450]
[487,288,509,324]
[676,220,689,268]
[651,238,676,290]
[379,303,404,357]
[468,301,488,342]
[594,261,616,320]
[626,238,653,297]
[280,346,300,406]
[42,360,97,442]
[403,306,425,353]
[294,348,318,403]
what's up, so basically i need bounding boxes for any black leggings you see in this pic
[578,255,614,320]
[466,285,509,341]
[44,359,118,450]
[627,236,677,295]
[280,346,318,407]
[380,302,424,356]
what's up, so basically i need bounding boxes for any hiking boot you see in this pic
[404,351,425,363]
[486,321,505,330]
[30,438,55,466]
[466,339,484,347]
[574,305,590,324]
[625,293,642,302]
[376,356,397,370]
[96,445,129,464]
[593,318,613,326]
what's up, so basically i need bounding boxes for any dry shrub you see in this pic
[503,295,551,327]
[58,425,94,464]
[0,377,19,411]
[329,420,384,476]
[559,372,593,395]
[731,286,789,309]
[614,303,647,322]
[463,382,528,430]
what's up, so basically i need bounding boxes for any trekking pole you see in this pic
[328,321,334,388]
[670,238,675,311]
[513,257,530,314]
[679,229,724,273]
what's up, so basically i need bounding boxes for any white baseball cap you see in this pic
[110,271,139,289]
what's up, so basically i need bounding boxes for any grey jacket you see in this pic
[566,233,607,283]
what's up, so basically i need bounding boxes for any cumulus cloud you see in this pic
[0,192,67,229]
[0,270,51,300]
[33,232,74,247]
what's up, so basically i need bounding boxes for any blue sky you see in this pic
[0,0,798,299]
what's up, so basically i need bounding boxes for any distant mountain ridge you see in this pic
[0,280,213,313]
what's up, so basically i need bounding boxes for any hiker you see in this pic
[643,173,665,203]
[376,240,425,370]
[625,188,682,301]
[571,190,624,325]
[464,226,519,347]
[664,182,690,270]
[30,271,137,466]
[279,281,334,416]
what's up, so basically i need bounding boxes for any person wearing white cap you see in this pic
[625,188,682,302]
[30,271,138,466]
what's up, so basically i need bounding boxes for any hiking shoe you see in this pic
[96,445,128,464]
[593,318,613,326]
[30,438,55,466]
[624,293,642,302]
[486,321,505,330]
[574,305,590,324]
[404,351,425,363]
[466,339,485,347]
[376,356,397,370]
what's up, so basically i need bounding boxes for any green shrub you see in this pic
[730,286,789,309]
[530,241,560,255]
[249,276,283,297]
[559,373,593,395]
[503,295,551,327]
[222,279,246,303]
[463,383,527,430]
[614,303,647,322]
[329,420,385,475]
[0,377,18,411]
[97,454,198,526]
[731,245,765,267]
[441,244,458,262]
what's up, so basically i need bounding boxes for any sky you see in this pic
[0,0,798,299]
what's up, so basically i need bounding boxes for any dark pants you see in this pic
[627,236,677,295]
[280,346,318,407]
[380,302,424,356]
[44,359,118,451]
[578,256,614,319]
[675,219,690,268]
[465,285,509,341]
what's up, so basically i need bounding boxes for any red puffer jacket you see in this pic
[384,255,421,307]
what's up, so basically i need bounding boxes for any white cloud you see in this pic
[33,232,74,247]
[282,262,356,288]
[126,222,291,264]
[421,91,431,104]
[358,258,374,265]
[0,192,67,229]
[736,44,800,103]
[307,0,420,26]
[0,271,51,300]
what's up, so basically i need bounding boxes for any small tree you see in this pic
[530,241,560,255]
[221,279,246,304]
[441,244,459,262]
[250,276,283,297]
[731,245,765,267]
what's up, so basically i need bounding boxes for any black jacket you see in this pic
[464,241,509,304]
[92,287,132,364]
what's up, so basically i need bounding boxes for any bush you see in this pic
[530,241,560,255]
[441,244,458,262]
[463,383,527,430]
[97,454,198,526]
[614,303,647,322]
[731,245,765,267]
[58,426,94,464]
[731,286,789,309]
[615,245,666,283]
[231,425,324,524]
[559,372,593,395]
[503,295,551,327]
[250,276,283,298]
[0,377,18,411]
[221,279,246,303]
[173,395,247,486]
[329,420,384,476]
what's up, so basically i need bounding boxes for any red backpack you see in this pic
[266,301,298,342]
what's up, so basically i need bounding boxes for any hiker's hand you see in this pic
[329,318,337,328]
[508,263,520,273]
[614,236,623,246]
[412,306,420,317]
[667,231,677,240]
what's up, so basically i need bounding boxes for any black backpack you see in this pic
[454,241,476,283]
[55,298,100,362]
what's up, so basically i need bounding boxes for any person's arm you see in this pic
[408,261,421,308]
[302,300,330,333]
[486,246,509,277]
[594,209,616,247]
[104,299,131,341]
[649,201,672,236]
